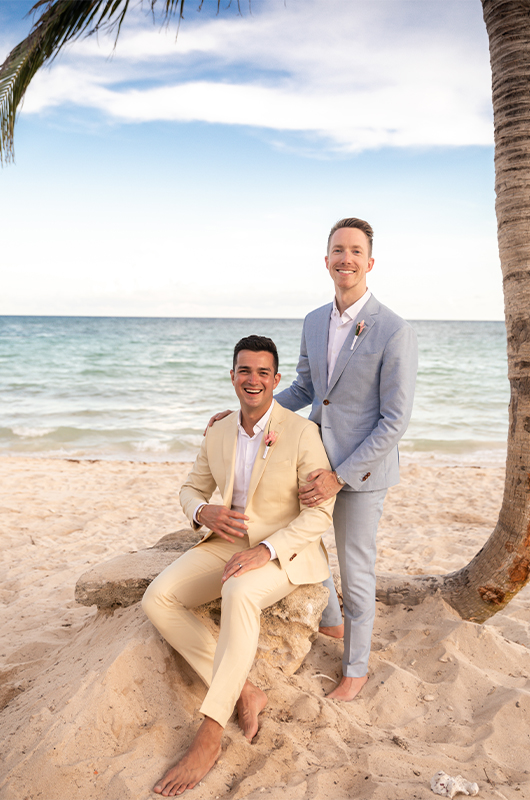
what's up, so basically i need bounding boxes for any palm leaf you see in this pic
[0,0,230,163]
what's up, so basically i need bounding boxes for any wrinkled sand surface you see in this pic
[0,456,528,799]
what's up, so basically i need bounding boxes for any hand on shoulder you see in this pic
[203,409,233,435]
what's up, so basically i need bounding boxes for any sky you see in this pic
[0,0,502,320]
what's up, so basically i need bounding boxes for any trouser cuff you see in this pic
[199,696,233,729]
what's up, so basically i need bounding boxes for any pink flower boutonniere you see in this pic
[351,319,366,350]
[263,430,278,458]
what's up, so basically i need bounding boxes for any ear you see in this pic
[367,257,375,273]
[273,372,281,390]
[325,255,330,274]
[230,369,235,386]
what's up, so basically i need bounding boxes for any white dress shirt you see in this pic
[231,401,275,513]
[195,400,277,559]
[327,290,371,384]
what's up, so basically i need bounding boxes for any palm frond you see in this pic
[0,0,191,164]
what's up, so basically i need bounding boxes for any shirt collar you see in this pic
[332,289,371,322]
[237,399,275,438]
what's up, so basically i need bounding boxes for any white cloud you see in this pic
[17,0,493,152]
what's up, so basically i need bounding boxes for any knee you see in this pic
[221,578,244,604]
[141,581,163,621]
[221,578,259,618]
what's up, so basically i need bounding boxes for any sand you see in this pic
[0,455,529,799]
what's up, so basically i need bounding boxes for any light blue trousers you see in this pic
[320,488,387,677]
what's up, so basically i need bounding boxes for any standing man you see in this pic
[274,217,418,702]
[143,335,334,797]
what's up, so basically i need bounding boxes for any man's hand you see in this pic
[222,544,271,582]
[198,504,249,542]
[299,468,343,507]
[203,410,233,435]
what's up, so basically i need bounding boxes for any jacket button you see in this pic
[289,553,297,561]
[323,399,330,405]
[361,472,371,482]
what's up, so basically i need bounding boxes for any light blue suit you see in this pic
[275,293,418,676]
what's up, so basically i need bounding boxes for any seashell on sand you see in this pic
[431,771,479,798]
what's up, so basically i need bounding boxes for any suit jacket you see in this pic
[180,402,334,585]
[275,294,418,492]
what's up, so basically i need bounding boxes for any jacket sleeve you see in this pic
[265,422,335,569]
[179,433,218,530]
[274,321,315,412]
[336,324,418,487]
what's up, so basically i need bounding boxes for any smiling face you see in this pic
[230,350,281,423]
[325,227,374,309]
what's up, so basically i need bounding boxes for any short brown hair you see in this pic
[327,217,374,256]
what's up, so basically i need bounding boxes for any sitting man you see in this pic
[142,334,335,797]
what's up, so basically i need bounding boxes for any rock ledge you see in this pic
[75,530,330,675]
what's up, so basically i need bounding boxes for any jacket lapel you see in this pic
[326,296,379,394]
[222,412,239,505]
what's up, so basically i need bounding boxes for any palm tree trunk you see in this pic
[378,0,530,623]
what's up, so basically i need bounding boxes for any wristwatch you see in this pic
[333,471,346,486]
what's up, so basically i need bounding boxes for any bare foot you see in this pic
[326,674,368,701]
[236,680,267,740]
[153,717,222,796]
[319,623,344,639]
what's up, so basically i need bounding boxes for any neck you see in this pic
[335,286,367,316]
[240,401,273,437]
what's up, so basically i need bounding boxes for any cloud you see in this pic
[14,0,493,151]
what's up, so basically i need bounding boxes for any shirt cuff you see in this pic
[194,503,207,524]
[260,540,277,560]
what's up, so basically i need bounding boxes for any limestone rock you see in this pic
[75,529,330,675]
[238,581,329,675]
[75,529,203,610]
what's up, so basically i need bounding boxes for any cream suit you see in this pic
[142,402,334,727]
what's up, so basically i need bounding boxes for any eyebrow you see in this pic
[332,244,363,251]
[236,364,272,372]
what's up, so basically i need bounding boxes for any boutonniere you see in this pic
[263,430,278,458]
[351,319,366,350]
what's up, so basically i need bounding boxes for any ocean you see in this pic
[0,316,509,466]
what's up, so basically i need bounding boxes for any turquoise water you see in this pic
[0,316,509,465]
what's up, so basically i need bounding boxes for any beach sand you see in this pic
[0,456,529,799]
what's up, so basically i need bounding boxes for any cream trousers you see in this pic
[141,534,295,728]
